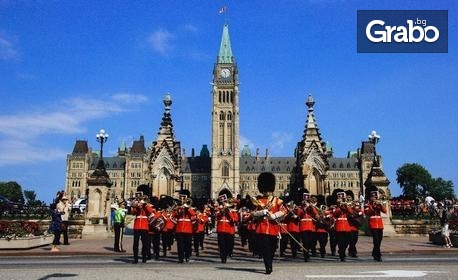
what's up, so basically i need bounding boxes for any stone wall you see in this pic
[391,219,440,235]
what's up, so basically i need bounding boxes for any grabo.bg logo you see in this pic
[357,10,448,53]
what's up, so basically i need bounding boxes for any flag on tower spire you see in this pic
[218,6,227,14]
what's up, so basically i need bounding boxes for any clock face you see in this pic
[220,68,231,78]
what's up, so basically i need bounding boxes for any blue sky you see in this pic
[0,0,456,204]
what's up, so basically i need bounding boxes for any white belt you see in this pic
[178,219,191,222]
[370,216,381,219]
[337,218,347,221]
[219,220,231,223]
[301,218,312,221]
[136,216,148,219]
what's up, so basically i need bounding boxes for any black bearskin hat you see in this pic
[257,172,276,193]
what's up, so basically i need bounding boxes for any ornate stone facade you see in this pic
[64,24,390,204]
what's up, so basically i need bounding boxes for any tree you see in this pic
[396,163,432,199]
[428,177,456,201]
[0,181,25,203]
[24,190,38,206]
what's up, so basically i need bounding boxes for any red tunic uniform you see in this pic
[255,196,286,236]
[173,207,196,234]
[365,202,386,229]
[297,206,318,232]
[132,203,154,231]
[333,206,353,232]
[196,211,209,233]
[216,209,239,234]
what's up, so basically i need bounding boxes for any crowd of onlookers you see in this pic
[389,197,458,218]
[389,196,457,248]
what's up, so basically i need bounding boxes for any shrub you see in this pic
[0,220,44,240]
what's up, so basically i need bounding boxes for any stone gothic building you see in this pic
[65,24,390,204]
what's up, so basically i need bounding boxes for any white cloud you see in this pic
[0,35,18,60]
[0,140,67,166]
[148,29,175,55]
[270,131,293,151]
[0,93,146,166]
[112,93,148,104]
[184,24,198,33]
[240,135,256,154]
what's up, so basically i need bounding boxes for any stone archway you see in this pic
[218,188,233,199]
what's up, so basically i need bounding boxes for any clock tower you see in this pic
[210,24,240,199]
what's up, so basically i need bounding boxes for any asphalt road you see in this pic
[0,253,457,280]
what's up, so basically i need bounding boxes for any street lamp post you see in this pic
[368,130,380,164]
[95,129,109,170]
[368,130,380,146]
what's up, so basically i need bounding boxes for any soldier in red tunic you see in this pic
[131,195,154,264]
[172,195,197,263]
[251,172,287,274]
[297,193,318,262]
[193,208,209,256]
[216,196,239,263]
[348,201,364,258]
[281,201,300,258]
[332,192,354,262]
[364,190,387,261]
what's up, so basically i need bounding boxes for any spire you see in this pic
[218,24,233,63]
[157,93,174,140]
[301,94,326,153]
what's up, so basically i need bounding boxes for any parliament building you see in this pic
[65,24,390,204]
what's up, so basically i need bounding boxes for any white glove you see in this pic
[268,213,277,220]
[262,209,269,216]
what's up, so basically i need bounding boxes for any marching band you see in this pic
[128,174,389,273]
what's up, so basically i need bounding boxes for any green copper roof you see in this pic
[218,24,233,63]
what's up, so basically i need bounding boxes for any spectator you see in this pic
[439,204,453,248]
[50,203,63,252]
[57,195,70,245]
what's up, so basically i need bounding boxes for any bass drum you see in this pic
[149,216,165,233]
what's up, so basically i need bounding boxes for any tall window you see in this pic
[222,162,230,177]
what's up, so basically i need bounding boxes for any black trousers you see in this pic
[370,228,383,259]
[161,231,173,255]
[113,223,124,251]
[336,231,351,261]
[239,225,249,247]
[151,233,161,257]
[217,233,234,262]
[61,221,69,244]
[248,230,258,255]
[348,230,359,257]
[193,232,205,254]
[52,230,61,245]
[257,234,278,271]
[316,231,328,257]
[329,230,337,255]
[289,232,301,257]
[176,233,193,262]
[300,231,314,260]
[279,233,288,255]
[133,230,148,262]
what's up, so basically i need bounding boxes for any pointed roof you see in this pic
[302,95,325,153]
[72,140,89,155]
[218,24,233,63]
[131,136,146,154]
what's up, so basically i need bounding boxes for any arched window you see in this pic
[219,111,225,120]
[230,91,234,103]
[227,111,232,120]
[219,91,222,103]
